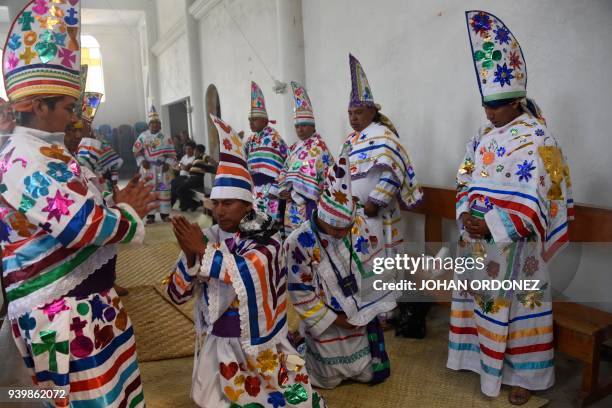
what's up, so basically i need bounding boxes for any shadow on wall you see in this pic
[96,122,148,178]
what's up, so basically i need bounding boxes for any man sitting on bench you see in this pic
[177,144,215,211]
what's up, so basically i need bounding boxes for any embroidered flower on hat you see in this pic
[470,12,492,37]
[494,25,511,44]
[493,63,514,87]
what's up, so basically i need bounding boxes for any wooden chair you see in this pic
[408,186,612,406]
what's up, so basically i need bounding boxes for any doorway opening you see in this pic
[205,85,221,162]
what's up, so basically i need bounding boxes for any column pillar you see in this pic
[275,0,305,144]
[184,0,205,144]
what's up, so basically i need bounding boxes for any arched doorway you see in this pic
[205,84,221,162]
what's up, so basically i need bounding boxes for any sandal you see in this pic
[509,386,531,405]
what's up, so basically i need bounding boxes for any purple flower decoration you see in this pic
[535,129,545,137]
[494,26,511,44]
[496,146,506,157]
[471,12,492,36]
[516,160,536,182]
[493,63,514,87]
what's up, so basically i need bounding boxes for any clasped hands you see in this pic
[460,212,490,240]
[171,215,207,269]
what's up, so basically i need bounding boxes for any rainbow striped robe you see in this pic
[1,126,145,407]
[244,126,288,222]
[167,223,324,407]
[278,134,333,234]
[77,138,123,197]
[132,130,176,215]
[447,112,573,396]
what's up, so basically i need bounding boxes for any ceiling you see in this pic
[82,9,144,26]
[0,6,143,26]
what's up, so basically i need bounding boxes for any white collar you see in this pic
[12,125,65,145]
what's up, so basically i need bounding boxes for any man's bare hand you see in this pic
[364,200,380,217]
[114,174,159,218]
[334,314,358,330]
[461,212,490,239]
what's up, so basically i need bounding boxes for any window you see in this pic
[81,35,105,100]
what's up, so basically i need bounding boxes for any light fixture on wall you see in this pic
[272,79,287,94]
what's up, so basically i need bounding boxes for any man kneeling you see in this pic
[285,149,397,389]
[166,115,324,408]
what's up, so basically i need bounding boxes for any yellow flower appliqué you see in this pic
[256,349,278,373]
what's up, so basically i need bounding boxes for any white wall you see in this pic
[156,0,185,38]
[302,0,612,208]
[82,25,146,128]
[301,0,612,311]
[197,0,282,144]
[158,33,191,105]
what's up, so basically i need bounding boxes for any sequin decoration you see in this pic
[18,195,36,213]
[284,383,308,404]
[24,171,51,198]
[46,161,73,182]
[538,146,566,200]
[40,145,72,163]
[474,41,502,70]
[42,189,74,221]
[31,329,69,373]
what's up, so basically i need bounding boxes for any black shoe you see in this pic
[397,318,427,339]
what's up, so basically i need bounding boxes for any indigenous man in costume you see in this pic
[166,115,324,408]
[75,92,123,199]
[344,54,424,338]
[133,105,176,223]
[286,150,395,389]
[0,1,157,405]
[278,81,333,235]
[73,91,129,297]
[447,10,573,405]
[244,81,287,223]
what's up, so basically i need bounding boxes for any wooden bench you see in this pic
[409,186,612,406]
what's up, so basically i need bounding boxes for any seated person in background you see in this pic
[173,133,184,159]
[172,140,197,206]
[177,144,212,211]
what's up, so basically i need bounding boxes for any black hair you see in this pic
[482,98,518,109]
[185,140,196,149]
[195,144,206,153]
[373,111,382,123]
[15,96,64,126]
